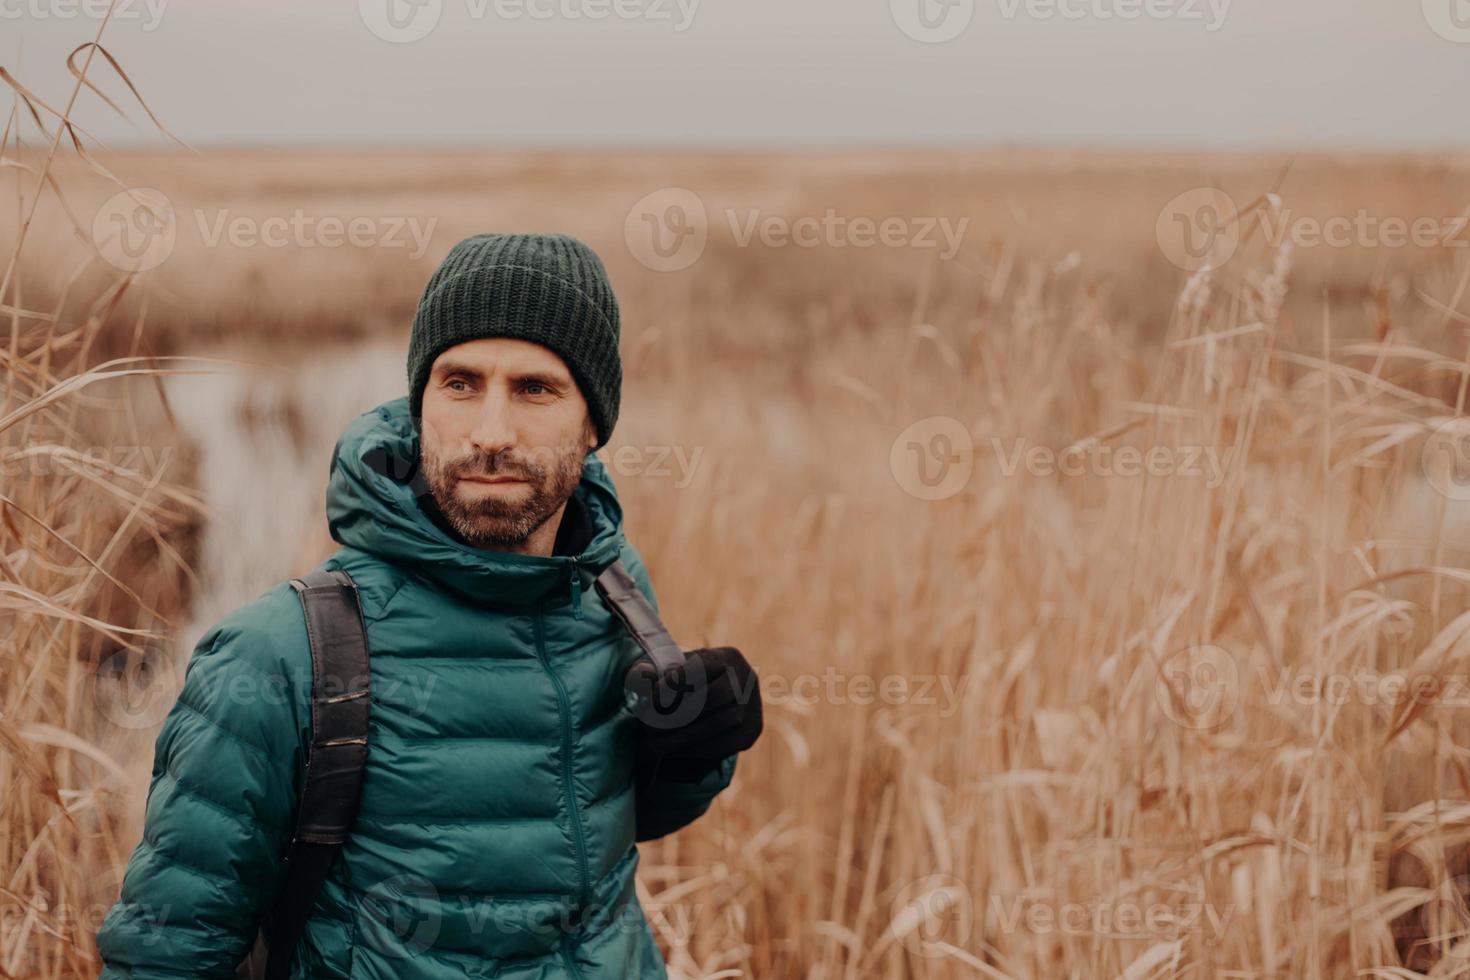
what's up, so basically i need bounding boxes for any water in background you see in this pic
[162,336,406,659]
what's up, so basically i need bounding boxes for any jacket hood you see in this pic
[325,395,626,607]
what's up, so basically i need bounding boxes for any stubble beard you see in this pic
[422,439,587,549]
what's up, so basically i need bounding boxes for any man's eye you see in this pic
[448,379,470,392]
[523,383,549,396]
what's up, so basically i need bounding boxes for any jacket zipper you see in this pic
[567,558,583,619]
[533,605,592,933]
[559,934,585,980]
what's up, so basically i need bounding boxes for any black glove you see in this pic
[628,645,763,762]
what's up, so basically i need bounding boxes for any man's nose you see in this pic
[467,393,517,457]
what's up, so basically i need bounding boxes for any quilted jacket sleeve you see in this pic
[619,542,739,843]
[96,589,309,978]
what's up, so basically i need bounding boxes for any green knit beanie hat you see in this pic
[407,233,622,448]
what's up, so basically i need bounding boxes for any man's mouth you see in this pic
[460,473,527,485]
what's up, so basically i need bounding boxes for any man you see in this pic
[96,233,764,978]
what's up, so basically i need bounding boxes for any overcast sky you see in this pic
[4,0,1468,149]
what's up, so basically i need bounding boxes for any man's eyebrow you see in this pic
[510,370,571,388]
[433,359,483,379]
[433,361,570,386]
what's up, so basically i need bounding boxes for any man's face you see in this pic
[419,337,596,549]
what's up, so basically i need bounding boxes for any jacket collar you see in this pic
[325,396,624,607]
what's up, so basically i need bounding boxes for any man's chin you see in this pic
[447,499,548,547]
[449,514,536,548]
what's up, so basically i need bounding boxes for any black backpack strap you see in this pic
[260,567,371,980]
[595,559,688,722]
[594,559,684,676]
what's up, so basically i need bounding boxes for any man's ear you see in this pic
[585,415,597,451]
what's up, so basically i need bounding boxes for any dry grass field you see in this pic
[6,135,1470,979]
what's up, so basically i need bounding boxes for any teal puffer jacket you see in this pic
[96,395,737,978]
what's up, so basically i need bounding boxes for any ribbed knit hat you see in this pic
[407,233,622,448]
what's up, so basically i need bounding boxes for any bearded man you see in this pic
[97,233,764,979]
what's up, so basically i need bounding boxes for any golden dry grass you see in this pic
[7,52,1470,980]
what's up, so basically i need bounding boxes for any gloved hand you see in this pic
[627,645,763,761]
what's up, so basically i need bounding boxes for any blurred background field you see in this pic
[7,145,1470,978]
[8,148,1470,357]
